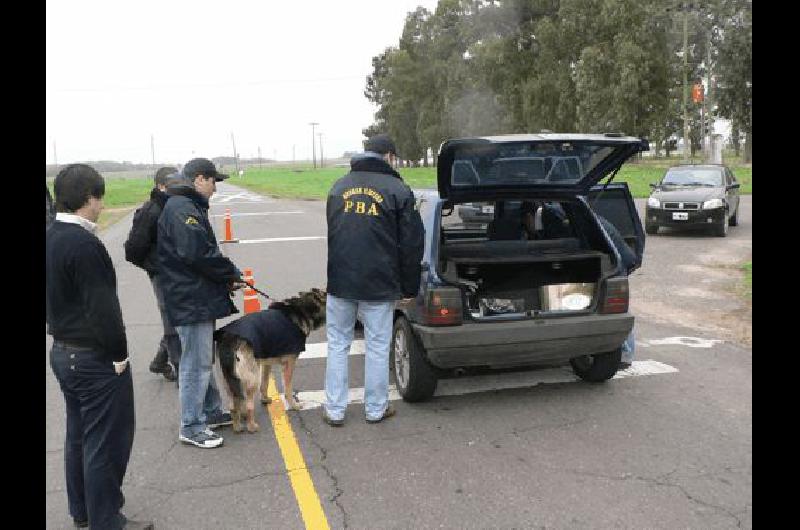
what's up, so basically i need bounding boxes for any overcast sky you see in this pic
[46,0,440,165]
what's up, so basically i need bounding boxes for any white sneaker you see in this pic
[179,430,223,448]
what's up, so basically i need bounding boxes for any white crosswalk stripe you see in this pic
[210,211,303,218]
[300,341,366,359]
[237,236,326,244]
[275,359,678,411]
[210,190,268,203]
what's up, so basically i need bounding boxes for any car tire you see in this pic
[391,317,438,402]
[570,348,622,383]
[729,206,739,226]
[713,212,729,237]
[645,223,658,235]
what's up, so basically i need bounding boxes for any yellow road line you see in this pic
[266,375,331,530]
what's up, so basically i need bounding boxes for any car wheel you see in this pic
[729,206,739,226]
[713,211,729,237]
[391,317,438,402]
[645,223,658,235]
[569,348,622,382]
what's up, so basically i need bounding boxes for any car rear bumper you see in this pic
[646,207,726,227]
[410,313,633,369]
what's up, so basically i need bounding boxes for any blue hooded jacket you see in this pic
[156,183,241,325]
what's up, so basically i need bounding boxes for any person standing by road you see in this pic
[157,158,245,449]
[595,214,638,369]
[323,134,425,426]
[522,202,638,369]
[46,164,153,529]
[124,166,181,382]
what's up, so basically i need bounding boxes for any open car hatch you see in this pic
[437,133,648,202]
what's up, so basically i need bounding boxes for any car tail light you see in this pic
[420,287,463,326]
[600,277,629,314]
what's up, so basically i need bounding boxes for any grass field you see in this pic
[46,155,752,231]
[47,179,149,231]
[232,161,752,200]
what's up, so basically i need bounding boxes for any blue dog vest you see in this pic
[216,309,306,359]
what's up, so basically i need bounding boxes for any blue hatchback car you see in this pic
[390,133,648,401]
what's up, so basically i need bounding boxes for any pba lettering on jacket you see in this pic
[341,186,384,216]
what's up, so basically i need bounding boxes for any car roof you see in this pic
[442,132,642,145]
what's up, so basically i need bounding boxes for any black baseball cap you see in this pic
[364,134,398,156]
[183,158,228,181]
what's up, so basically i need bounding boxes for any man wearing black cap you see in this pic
[157,158,245,449]
[323,134,425,426]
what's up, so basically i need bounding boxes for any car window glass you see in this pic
[441,199,576,241]
[662,168,723,187]
[451,142,616,187]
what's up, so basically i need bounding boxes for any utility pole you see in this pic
[292,144,296,163]
[258,146,262,169]
[682,8,690,162]
[318,132,324,168]
[231,132,239,175]
[309,122,319,169]
[53,140,58,169]
[151,134,155,167]
[705,31,713,161]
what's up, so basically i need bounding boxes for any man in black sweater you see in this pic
[124,166,180,382]
[46,164,152,529]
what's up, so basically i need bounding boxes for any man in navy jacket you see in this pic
[157,158,245,449]
[323,134,424,425]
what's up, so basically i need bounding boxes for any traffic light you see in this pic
[692,83,704,103]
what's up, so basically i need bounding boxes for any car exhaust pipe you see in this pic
[453,368,466,377]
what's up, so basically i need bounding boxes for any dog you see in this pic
[215,288,326,433]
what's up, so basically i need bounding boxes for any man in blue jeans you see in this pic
[158,159,245,448]
[46,164,153,529]
[324,134,425,425]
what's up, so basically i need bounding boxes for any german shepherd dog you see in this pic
[215,288,326,433]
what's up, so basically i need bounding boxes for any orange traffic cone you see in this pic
[220,208,239,243]
[242,268,262,314]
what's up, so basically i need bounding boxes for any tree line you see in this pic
[363,0,751,166]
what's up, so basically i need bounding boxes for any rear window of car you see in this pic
[451,142,616,187]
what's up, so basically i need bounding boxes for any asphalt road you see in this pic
[46,184,752,529]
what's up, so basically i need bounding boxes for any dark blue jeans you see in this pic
[50,343,135,530]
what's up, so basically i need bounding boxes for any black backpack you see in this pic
[124,201,157,270]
